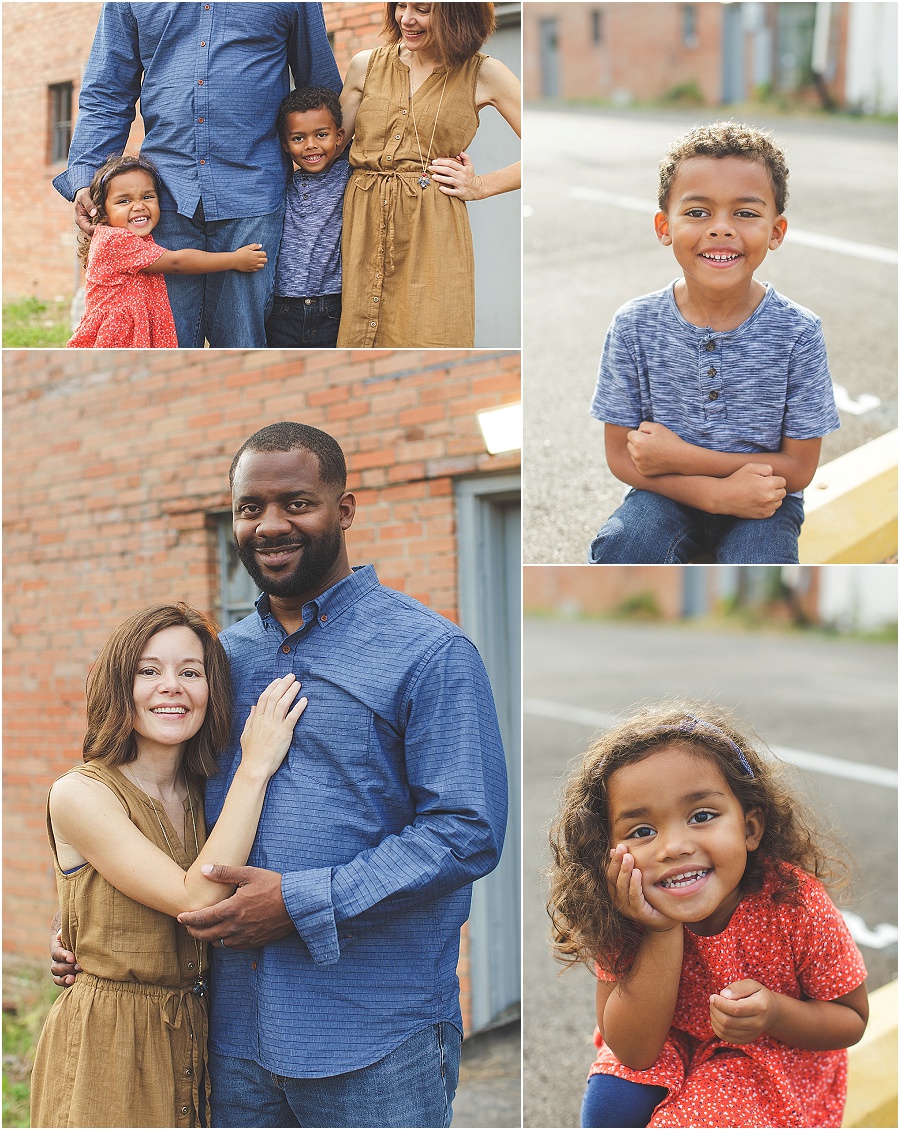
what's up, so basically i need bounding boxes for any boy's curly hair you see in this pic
[547,701,847,980]
[275,86,343,145]
[658,121,789,215]
[76,153,164,269]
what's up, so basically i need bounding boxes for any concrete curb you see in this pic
[842,979,898,1128]
[799,430,898,563]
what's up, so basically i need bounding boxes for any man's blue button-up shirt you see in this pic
[53,2,341,220]
[206,565,508,1077]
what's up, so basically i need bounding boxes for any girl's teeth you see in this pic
[661,869,709,888]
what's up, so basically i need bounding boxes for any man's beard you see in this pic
[236,523,343,599]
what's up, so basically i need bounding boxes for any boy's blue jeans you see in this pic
[155,205,284,348]
[588,490,804,564]
[208,1022,461,1128]
[265,293,342,348]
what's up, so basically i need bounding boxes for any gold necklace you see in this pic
[410,71,449,189]
[128,765,207,999]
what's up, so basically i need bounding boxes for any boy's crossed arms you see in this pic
[606,421,821,520]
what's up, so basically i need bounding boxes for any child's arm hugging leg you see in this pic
[605,425,789,520]
[625,422,822,494]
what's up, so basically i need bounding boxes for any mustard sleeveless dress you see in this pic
[30,763,210,1128]
[338,45,486,348]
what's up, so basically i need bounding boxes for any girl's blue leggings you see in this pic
[581,1074,668,1128]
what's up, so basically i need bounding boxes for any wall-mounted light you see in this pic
[477,402,522,455]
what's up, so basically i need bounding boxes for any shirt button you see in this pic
[251,962,257,970]
[394,134,401,140]
[198,117,204,123]
[705,339,716,351]
[385,155,392,161]
[188,962,195,970]
[185,1068,194,1078]
[370,321,377,327]
[199,159,206,164]
[320,614,328,622]
[709,390,719,401]
[200,40,206,46]
[198,79,204,85]
[372,296,379,303]
[281,644,291,654]
[401,109,407,114]
[707,367,717,377]
[181,1107,190,1115]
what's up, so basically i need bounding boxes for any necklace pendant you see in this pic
[417,175,431,189]
[192,976,208,998]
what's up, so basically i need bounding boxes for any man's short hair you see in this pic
[658,121,789,215]
[229,422,347,490]
[276,86,343,142]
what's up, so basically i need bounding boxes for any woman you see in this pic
[30,604,307,1128]
[338,1,521,348]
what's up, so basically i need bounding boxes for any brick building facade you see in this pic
[523,2,877,110]
[3,347,522,1032]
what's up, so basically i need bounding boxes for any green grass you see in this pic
[2,297,71,348]
[2,959,61,1127]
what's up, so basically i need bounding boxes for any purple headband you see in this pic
[679,714,755,778]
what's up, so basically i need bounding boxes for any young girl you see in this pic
[67,154,267,349]
[547,703,868,1129]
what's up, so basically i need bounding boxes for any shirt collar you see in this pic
[254,564,380,635]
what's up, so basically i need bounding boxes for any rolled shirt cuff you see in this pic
[281,867,340,965]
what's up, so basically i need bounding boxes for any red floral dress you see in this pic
[67,225,178,348]
[591,866,867,1128]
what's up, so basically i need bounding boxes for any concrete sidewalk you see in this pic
[453,1020,521,1128]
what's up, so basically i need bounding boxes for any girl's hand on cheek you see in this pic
[607,845,680,933]
[709,980,777,1044]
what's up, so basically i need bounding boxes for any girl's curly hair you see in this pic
[76,153,164,269]
[547,701,847,980]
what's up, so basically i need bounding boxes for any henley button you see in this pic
[709,390,719,401]
[705,340,716,351]
[281,644,291,654]
[707,367,717,377]
[305,298,313,306]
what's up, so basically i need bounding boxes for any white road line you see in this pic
[841,910,898,950]
[524,697,898,788]
[567,187,899,265]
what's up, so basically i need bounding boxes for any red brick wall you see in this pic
[523,565,687,619]
[524,2,724,104]
[2,2,385,301]
[2,347,520,960]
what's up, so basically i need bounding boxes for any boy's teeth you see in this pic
[660,868,709,888]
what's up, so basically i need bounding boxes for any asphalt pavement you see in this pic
[522,107,898,562]
[522,615,898,1128]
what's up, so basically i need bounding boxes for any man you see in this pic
[53,422,508,1128]
[54,4,341,347]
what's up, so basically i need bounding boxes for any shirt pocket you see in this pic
[289,685,372,777]
[354,96,392,156]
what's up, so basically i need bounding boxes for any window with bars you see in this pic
[49,82,73,163]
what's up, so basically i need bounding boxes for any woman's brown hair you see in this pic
[382,3,497,67]
[83,603,231,781]
[547,701,847,980]
[76,153,165,268]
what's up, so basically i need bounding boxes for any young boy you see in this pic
[265,87,349,349]
[588,122,839,564]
